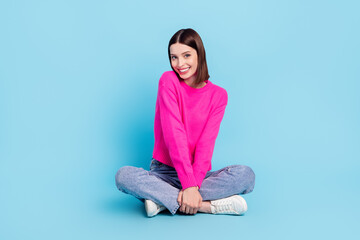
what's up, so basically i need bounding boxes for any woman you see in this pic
[115,28,255,217]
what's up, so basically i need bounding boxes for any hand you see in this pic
[179,186,202,215]
[177,190,183,207]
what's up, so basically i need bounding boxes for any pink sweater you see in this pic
[152,71,228,190]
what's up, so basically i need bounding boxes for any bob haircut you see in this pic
[168,28,210,86]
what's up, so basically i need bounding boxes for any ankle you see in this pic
[198,201,212,213]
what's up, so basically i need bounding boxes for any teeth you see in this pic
[180,67,190,72]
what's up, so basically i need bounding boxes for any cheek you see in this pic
[191,59,198,69]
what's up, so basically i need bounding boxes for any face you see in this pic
[169,43,198,82]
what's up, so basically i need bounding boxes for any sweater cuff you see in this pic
[180,173,198,190]
[194,171,207,189]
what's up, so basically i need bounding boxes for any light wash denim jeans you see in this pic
[115,158,255,215]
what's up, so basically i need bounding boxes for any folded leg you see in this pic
[115,166,180,215]
[199,165,255,201]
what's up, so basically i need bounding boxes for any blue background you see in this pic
[1,0,359,239]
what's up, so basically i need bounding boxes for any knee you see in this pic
[232,165,255,194]
[244,166,255,193]
[115,166,139,192]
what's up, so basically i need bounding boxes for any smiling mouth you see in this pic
[179,67,190,74]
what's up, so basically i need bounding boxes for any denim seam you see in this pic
[171,203,180,215]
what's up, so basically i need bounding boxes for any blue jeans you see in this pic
[115,158,255,215]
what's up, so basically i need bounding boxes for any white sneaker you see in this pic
[144,199,166,217]
[210,195,248,215]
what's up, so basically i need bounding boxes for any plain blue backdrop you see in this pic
[1,0,359,239]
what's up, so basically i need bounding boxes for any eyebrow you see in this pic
[170,51,191,56]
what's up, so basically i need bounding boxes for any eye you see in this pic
[171,56,177,60]
[185,54,191,58]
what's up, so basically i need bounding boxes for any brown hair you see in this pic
[168,28,210,85]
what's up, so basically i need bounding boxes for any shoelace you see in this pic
[213,199,236,214]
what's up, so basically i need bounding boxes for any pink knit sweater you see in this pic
[152,71,228,190]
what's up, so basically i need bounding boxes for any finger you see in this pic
[192,206,197,215]
[188,207,193,215]
[180,191,183,201]
[180,204,186,213]
[189,206,194,215]
[178,191,183,205]
[194,206,199,214]
[194,207,199,214]
[185,206,190,214]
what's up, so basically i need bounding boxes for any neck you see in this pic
[184,78,206,88]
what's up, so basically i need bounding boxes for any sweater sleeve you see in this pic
[157,73,198,190]
[192,90,228,189]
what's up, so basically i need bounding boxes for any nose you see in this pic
[178,57,185,68]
